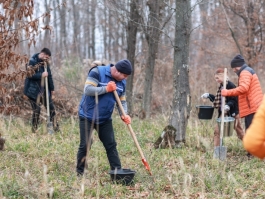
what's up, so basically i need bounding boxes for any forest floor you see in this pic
[0,112,264,199]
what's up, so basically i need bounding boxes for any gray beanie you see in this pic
[115,59,132,75]
[231,55,245,68]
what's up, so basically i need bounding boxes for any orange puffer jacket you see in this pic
[243,95,265,159]
[224,65,263,118]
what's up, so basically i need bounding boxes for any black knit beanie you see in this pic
[115,59,132,75]
[231,55,245,68]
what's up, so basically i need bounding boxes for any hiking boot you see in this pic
[77,172,84,177]
[31,126,37,133]
[53,123,60,133]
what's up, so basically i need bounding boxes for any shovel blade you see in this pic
[47,122,54,134]
[213,146,227,161]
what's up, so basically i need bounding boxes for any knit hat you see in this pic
[231,55,245,68]
[115,59,132,75]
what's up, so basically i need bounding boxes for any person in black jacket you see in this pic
[24,48,59,133]
[201,68,244,146]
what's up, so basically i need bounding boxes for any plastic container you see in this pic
[196,105,214,120]
[109,168,136,186]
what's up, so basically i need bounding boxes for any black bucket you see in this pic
[109,168,136,186]
[196,105,214,120]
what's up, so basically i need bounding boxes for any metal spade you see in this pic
[213,68,227,161]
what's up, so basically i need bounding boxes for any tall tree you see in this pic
[91,0,96,60]
[57,0,67,58]
[126,0,140,114]
[169,0,191,146]
[71,0,79,56]
[142,0,166,118]
[44,0,51,45]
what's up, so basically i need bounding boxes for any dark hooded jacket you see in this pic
[208,81,239,117]
[24,53,54,100]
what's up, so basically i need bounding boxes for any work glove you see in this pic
[201,93,209,99]
[224,105,230,112]
[106,81,116,92]
[121,115,131,125]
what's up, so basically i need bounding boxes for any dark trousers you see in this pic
[29,95,56,130]
[245,113,255,130]
[76,117,121,175]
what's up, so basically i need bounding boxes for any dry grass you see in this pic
[0,112,264,199]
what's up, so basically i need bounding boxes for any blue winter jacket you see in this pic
[78,65,126,124]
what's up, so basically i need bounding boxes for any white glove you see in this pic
[201,93,209,99]
[224,105,230,111]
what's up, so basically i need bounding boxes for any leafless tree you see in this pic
[169,0,191,146]
[126,0,141,114]
[140,0,174,118]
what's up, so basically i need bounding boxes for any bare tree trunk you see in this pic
[108,11,112,60]
[44,0,51,45]
[57,0,67,58]
[53,0,58,61]
[91,0,96,60]
[169,0,191,146]
[103,1,108,60]
[115,22,120,61]
[71,0,79,56]
[126,0,140,114]
[142,0,165,118]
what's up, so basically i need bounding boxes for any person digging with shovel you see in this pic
[201,67,245,148]
[24,48,60,133]
[76,59,132,176]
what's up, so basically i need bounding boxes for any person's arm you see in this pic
[243,95,265,159]
[225,82,237,111]
[208,94,215,102]
[84,68,108,96]
[117,93,128,115]
[117,92,131,124]
[222,71,251,96]
[226,96,237,111]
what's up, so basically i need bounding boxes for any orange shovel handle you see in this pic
[113,90,152,175]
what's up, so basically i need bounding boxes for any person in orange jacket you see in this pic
[243,95,265,159]
[221,55,263,132]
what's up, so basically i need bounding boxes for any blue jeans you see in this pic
[76,117,121,175]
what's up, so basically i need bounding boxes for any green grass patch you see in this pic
[0,115,264,198]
